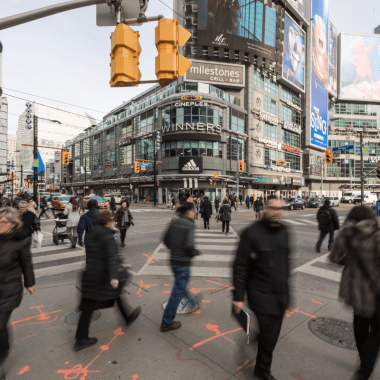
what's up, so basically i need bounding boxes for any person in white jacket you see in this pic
[64,197,81,248]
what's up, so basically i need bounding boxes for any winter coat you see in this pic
[329,219,380,318]
[64,203,80,228]
[78,196,85,208]
[254,199,263,212]
[163,213,199,266]
[27,200,37,213]
[77,210,98,246]
[110,196,117,211]
[233,218,291,316]
[0,229,35,312]
[200,198,213,219]
[12,196,24,209]
[245,196,250,205]
[215,198,220,208]
[21,210,41,236]
[114,208,133,230]
[230,196,236,206]
[317,205,339,232]
[219,204,231,222]
[81,225,122,301]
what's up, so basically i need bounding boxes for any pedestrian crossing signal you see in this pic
[325,149,333,164]
[135,161,140,173]
[239,160,244,172]
[62,151,69,165]
[377,169,380,180]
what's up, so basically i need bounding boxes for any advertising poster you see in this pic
[340,32,380,101]
[309,154,324,176]
[197,0,276,61]
[282,13,305,92]
[310,0,329,149]
[328,21,338,96]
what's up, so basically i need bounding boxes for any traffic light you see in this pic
[155,18,192,88]
[62,151,69,165]
[325,149,333,164]
[157,181,160,186]
[110,24,141,87]
[209,179,213,185]
[135,161,140,173]
[377,161,380,179]
[239,160,245,172]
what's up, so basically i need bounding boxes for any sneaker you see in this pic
[160,321,182,332]
[126,306,142,326]
[74,337,98,351]
[315,244,321,253]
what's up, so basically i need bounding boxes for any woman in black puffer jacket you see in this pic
[0,208,35,379]
[74,210,141,351]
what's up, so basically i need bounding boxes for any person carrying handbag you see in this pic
[219,199,231,235]
[114,200,133,248]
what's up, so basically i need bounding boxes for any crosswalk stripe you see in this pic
[154,252,235,262]
[296,265,342,282]
[141,266,230,277]
[34,261,85,278]
[282,219,304,225]
[194,238,238,243]
[302,220,318,225]
[196,245,237,251]
[31,243,79,253]
[32,251,85,264]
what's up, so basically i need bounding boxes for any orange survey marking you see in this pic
[136,280,158,297]
[291,373,306,380]
[57,327,124,380]
[202,300,211,303]
[18,366,29,375]
[205,279,234,289]
[312,299,323,304]
[190,324,242,350]
[21,332,41,340]
[286,306,316,319]
[138,252,159,273]
[132,375,139,380]
[9,305,62,329]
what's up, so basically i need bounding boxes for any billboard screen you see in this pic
[328,21,338,96]
[286,0,311,24]
[310,0,329,150]
[340,32,380,101]
[197,0,276,61]
[282,13,305,92]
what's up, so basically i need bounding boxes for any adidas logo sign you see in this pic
[182,159,200,171]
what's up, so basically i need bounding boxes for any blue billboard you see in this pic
[310,0,329,150]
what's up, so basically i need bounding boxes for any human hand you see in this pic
[78,239,84,247]
[111,279,119,289]
[36,231,39,234]
[27,286,35,294]
[232,301,244,315]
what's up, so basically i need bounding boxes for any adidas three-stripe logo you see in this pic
[182,159,200,171]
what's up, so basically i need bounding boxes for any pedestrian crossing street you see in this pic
[139,227,239,278]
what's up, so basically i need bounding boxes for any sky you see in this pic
[1,0,380,135]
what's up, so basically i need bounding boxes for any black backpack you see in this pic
[318,209,332,225]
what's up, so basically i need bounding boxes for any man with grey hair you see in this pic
[19,201,41,237]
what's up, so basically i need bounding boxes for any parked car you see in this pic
[353,194,378,205]
[103,193,122,204]
[284,198,306,210]
[84,195,109,209]
[307,198,324,208]
[53,195,71,210]
[324,196,340,207]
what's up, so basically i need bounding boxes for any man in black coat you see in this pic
[200,196,213,229]
[18,201,41,237]
[230,194,237,211]
[232,196,290,380]
[316,198,340,252]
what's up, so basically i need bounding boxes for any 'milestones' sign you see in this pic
[162,123,222,134]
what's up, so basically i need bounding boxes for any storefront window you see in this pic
[75,142,81,158]
[74,160,81,174]
[93,153,103,170]
[93,133,103,147]
[105,149,117,167]
[120,144,134,166]
[228,137,245,160]
[138,138,154,160]
[265,123,278,141]
[162,106,223,127]
[83,138,90,154]
[163,141,223,158]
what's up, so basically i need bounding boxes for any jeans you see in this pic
[203,218,210,229]
[162,266,196,325]
[0,311,12,363]
[222,221,230,233]
[120,229,127,244]
[317,230,335,250]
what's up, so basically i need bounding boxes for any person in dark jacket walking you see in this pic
[316,199,339,252]
[74,210,141,351]
[109,195,116,216]
[239,194,243,205]
[200,196,213,229]
[214,196,220,222]
[78,195,85,214]
[114,201,133,247]
[161,202,200,332]
[0,208,35,378]
[230,194,237,211]
[232,196,290,380]
[250,195,254,208]
[246,195,250,209]
[254,197,264,220]
[219,199,231,235]
[330,206,380,380]
[18,201,41,237]
[77,200,98,247]
[12,194,23,209]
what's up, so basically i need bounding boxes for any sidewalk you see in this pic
[3,274,376,380]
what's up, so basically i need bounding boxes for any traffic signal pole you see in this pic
[153,136,156,207]
[33,115,38,204]
[360,131,364,207]
[236,144,239,209]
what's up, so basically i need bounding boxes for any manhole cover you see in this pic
[65,310,101,325]
[162,296,199,314]
[307,317,356,350]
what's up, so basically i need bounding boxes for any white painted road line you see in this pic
[153,252,235,262]
[297,265,342,282]
[34,261,85,278]
[290,253,329,275]
[141,266,231,278]
[32,251,85,264]
[282,219,304,225]
[196,245,237,251]
[302,220,318,225]
[194,238,238,243]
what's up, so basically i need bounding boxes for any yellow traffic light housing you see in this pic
[62,151,69,166]
[135,161,140,173]
[110,24,141,87]
[239,160,245,172]
[155,18,192,88]
[325,149,333,164]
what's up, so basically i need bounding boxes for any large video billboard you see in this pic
[310,0,329,150]
[282,13,305,92]
[328,21,338,96]
[340,32,380,101]
[197,0,276,61]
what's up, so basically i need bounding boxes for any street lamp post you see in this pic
[360,128,365,206]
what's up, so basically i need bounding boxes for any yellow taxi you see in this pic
[53,195,71,210]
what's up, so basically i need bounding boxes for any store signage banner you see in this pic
[252,177,282,184]
[162,123,221,134]
[179,157,203,174]
[310,0,329,150]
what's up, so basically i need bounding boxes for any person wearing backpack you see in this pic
[316,198,339,252]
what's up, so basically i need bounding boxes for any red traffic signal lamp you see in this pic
[155,18,192,88]
[110,24,141,87]
[62,151,69,165]
[134,161,140,173]
[325,149,333,164]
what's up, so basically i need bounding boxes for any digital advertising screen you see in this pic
[310,0,329,150]
[328,21,338,96]
[282,13,305,92]
[340,32,380,101]
[197,0,277,61]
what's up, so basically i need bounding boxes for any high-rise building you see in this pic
[7,133,16,165]
[0,97,7,175]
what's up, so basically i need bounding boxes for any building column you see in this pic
[157,187,163,205]
[221,186,226,200]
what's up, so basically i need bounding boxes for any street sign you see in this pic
[140,165,146,171]
[332,145,354,152]
[140,162,152,167]
[10,167,15,172]
[214,174,219,179]
[32,159,39,167]
[376,201,380,215]
[333,151,341,158]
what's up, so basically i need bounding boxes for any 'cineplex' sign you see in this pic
[162,123,222,134]
[174,95,209,107]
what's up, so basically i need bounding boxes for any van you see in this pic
[325,196,340,207]
[353,193,378,205]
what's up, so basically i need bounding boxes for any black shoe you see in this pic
[120,243,126,247]
[126,306,142,326]
[160,321,182,332]
[71,244,76,249]
[207,226,210,230]
[254,371,277,380]
[315,244,321,253]
[74,337,98,351]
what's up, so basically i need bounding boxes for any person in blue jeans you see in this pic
[161,202,201,331]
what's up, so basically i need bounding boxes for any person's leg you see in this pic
[0,311,12,363]
[75,300,97,341]
[226,221,230,234]
[328,230,335,250]
[222,221,225,232]
[120,229,127,246]
[162,266,190,326]
[67,227,74,246]
[206,218,210,228]
[254,313,284,377]
[115,298,141,326]
[353,314,371,362]
[203,218,207,229]
[316,231,327,250]
[72,226,78,247]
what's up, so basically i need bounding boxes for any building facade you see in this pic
[7,133,16,165]
[0,97,7,176]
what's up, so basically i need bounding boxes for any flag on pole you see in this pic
[31,150,45,178]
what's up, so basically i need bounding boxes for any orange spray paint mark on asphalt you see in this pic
[9,305,61,329]
[132,375,138,380]
[202,300,211,303]
[237,360,249,370]
[138,253,159,273]
[286,306,316,319]
[136,280,158,297]
[205,279,234,290]
[291,373,306,380]
[18,366,29,375]
[190,324,242,350]
[21,332,41,340]
[312,299,323,304]
[57,327,124,380]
